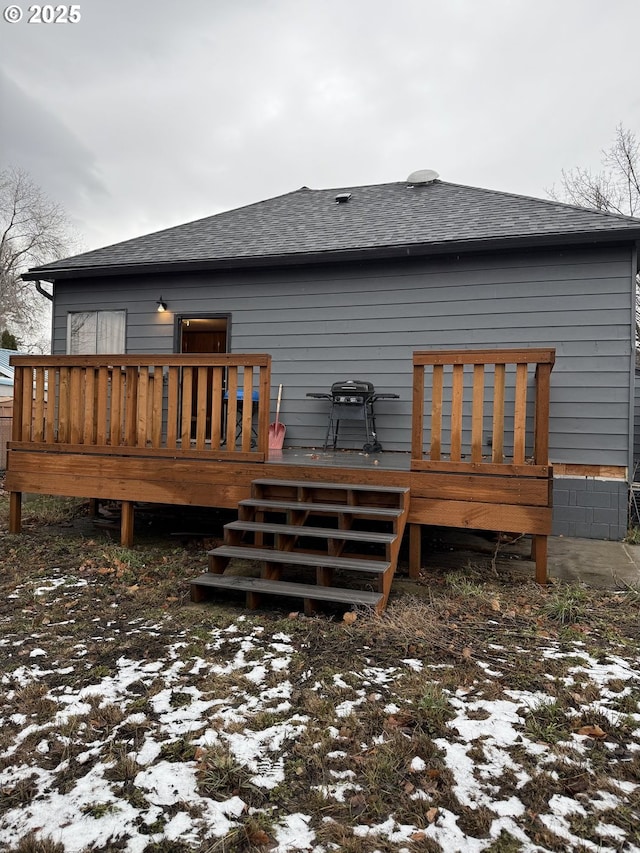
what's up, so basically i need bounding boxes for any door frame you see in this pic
[173,313,232,353]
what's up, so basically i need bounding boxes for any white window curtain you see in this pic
[68,311,126,354]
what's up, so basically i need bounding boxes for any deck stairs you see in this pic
[190,478,410,614]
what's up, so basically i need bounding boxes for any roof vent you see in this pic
[335,192,352,204]
[406,169,439,185]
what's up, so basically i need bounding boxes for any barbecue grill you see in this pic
[306,379,399,452]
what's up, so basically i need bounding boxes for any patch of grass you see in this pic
[245,708,295,731]
[139,841,192,853]
[12,683,57,722]
[622,581,640,604]
[231,814,277,852]
[610,691,640,714]
[169,690,193,708]
[517,771,561,814]
[85,665,113,680]
[445,571,486,598]
[604,792,640,842]
[0,773,41,808]
[202,826,272,853]
[524,700,570,744]
[8,833,65,853]
[456,804,495,838]
[413,685,455,736]
[360,736,407,792]
[126,696,153,715]
[486,829,525,852]
[102,545,148,571]
[542,584,589,624]
[312,820,377,853]
[87,700,126,730]
[197,744,260,803]
[103,748,139,784]
[81,801,120,819]
[571,707,636,743]
[348,594,472,664]
[625,525,640,545]
[121,786,149,810]
[159,736,197,763]
[21,495,87,525]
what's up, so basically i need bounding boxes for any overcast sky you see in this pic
[1,0,639,256]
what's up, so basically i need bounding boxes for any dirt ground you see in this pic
[0,493,638,852]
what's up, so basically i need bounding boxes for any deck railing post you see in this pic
[411,363,425,463]
[12,367,24,442]
[534,362,552,465]
[258,362,271,457]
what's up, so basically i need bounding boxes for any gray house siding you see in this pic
[634,370,640,477]
[51,244,636,539]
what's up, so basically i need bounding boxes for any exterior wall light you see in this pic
[156,297,167,312]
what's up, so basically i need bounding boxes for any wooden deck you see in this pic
[6,348,555,585]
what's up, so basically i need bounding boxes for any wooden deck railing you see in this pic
[10,354,272,461]
[411,348,555,473]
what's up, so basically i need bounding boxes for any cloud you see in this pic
[0,69,107,239]
[1,0,638,252]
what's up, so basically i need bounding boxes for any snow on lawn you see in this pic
[0,581,639,852]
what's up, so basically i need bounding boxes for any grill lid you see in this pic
[331,379,375,396]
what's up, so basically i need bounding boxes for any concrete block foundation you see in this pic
[552,477,628,541]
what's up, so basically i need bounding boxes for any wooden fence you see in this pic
[10,354,272,461]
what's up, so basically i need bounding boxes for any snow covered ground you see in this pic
[0,562,639,852]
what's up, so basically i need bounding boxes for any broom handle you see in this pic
[275,384,283,426]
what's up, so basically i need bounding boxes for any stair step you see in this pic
[209,545,390,574]
[252,478,409,495]
[239,498,402,518]
[225,520,396,544]
[191,573,382,607]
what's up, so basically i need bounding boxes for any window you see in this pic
[67,311,126,354]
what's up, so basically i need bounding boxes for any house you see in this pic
[0,348,18,470]
[6,174,640,605]
[0,348,15,393]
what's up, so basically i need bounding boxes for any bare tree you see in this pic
[550,124,640,343]
[551,124,639,217]
[0,166,76,347]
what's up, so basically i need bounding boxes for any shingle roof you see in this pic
[25,179,640,279]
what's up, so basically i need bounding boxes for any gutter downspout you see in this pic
[33,278,55,355]
[34,280,53,301]
[630,246,639,488]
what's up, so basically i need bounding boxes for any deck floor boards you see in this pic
[266,448,411,471]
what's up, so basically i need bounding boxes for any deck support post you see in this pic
[409,524,421,579]
[246,591,261,610]
[88,499,99,517]
[9,492,22,534]
[317,567,333,587]
[303,597,318,617]
[120,501,134,547]
[191,584,207,603]
[531,535,548,584]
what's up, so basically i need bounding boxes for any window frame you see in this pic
[66,309,127,355]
